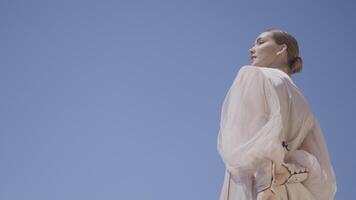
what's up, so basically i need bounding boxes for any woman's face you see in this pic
[249,31,284,67]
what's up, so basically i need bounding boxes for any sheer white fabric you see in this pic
[217,65,336,200]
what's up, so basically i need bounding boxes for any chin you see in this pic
[250,62,261,67]
[251,62,267,68]
[251,60,261,66]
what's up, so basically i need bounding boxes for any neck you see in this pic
[269,64,291,77]
[279,66,292,77]
[269,56,292,77]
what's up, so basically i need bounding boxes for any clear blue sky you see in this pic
[1,0,355,199]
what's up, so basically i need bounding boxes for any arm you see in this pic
[268,117,337,199]
[217,65,287,184]
[297,118,337,200]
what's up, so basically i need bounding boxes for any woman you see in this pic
[217,28,337,200]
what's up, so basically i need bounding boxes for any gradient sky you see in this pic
[1,0,355,199]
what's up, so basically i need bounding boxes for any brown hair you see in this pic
[264,28,303,74]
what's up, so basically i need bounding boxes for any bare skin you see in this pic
[274,164,291,185]
[261,164,291,199]
[261,188,275,200]
[249,31,292,77]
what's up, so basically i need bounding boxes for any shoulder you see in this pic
[233,65,271,93]
[236,65,274,84]
[238,65,279,78]
[238,65,286,87]
[238,65,262,74]
[237,65,265,80]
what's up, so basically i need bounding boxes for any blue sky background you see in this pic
[1,0,355,199]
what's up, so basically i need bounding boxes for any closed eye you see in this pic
[254,41,264,46]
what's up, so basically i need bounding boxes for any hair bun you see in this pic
[290,56,303,74]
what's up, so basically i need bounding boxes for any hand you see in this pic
[261,188,275,200]
[274,164,291,185]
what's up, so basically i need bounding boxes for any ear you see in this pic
[276,44,287,56]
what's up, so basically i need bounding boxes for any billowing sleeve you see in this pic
[298,117,337,200]
[217,65,287,184]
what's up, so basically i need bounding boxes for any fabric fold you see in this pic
[217,65,337,200]
[217,66,287,184]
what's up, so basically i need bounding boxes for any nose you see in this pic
[249,47,255,55]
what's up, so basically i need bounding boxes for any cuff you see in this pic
[280,163,309,184]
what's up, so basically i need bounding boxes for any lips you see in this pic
[251,55,257,60]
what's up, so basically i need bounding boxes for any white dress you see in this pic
[217,65,337,200]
